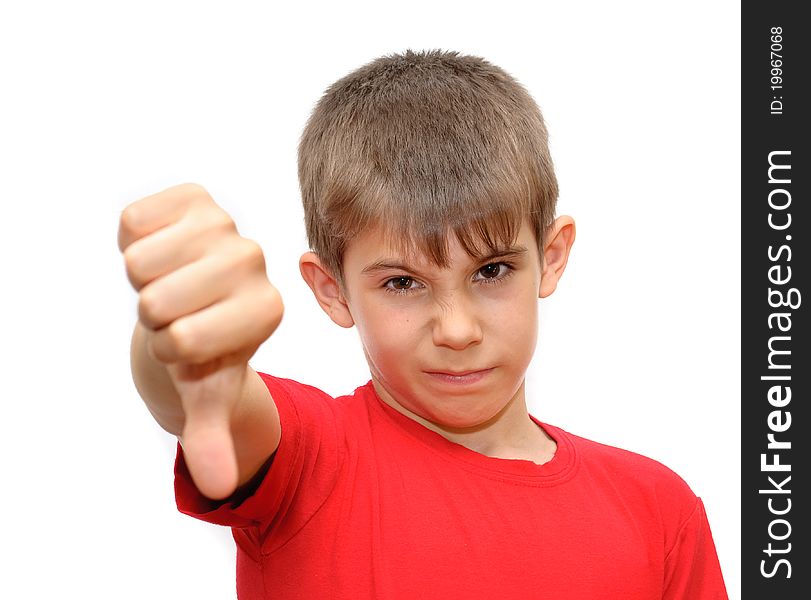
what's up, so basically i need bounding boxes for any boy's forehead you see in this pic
[345,220,535,269]
[345,227,432,266]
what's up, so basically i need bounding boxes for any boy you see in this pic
[119,50,728,598]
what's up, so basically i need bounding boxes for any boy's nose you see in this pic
[431,295,483,350]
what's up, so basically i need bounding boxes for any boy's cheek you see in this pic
[354,322,411,368]
[355,302,421,339]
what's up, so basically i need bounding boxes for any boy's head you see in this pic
[297,50,575,430]
[298,49,559,286]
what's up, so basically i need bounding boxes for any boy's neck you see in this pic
[371,379,557,465]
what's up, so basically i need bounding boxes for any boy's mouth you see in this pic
[424,368,494,385]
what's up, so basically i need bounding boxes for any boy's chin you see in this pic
[413,397,512,431]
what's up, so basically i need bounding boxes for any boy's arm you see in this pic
[130,321,281,494]
[120,183,283,500]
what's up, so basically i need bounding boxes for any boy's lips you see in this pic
[424,367,494,385]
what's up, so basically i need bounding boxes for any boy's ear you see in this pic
[299,252,355,328]
[539,216,576,298]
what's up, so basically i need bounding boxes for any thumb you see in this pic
[169,359,246,500]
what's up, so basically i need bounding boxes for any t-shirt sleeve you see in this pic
[661,497,729,599]
[173,373,343,540]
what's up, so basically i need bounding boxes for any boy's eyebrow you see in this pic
[361,245,529,275]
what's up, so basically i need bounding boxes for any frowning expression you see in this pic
[340,220,543,429]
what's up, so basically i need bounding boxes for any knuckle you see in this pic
[166,319,204,363]
[119,204,142,238]
[243,283,282,341]
[184,183,222,215]
[189,201,235,239]
[210,205,237,233]
[217,220,239,243]
[237,237,266,270]
[179,182,210,199]
[261,285,284,331]
[123,246,147,288]
[137,287,165,329]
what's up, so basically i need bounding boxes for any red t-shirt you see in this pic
[175,373,728,599]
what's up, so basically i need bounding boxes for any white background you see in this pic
[0,1,740,598]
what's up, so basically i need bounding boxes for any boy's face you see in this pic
[339,221,543,429]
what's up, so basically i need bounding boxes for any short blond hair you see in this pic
[298,49,558,283]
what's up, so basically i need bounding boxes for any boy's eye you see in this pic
[385,276,419,291]
[476,263,509,280]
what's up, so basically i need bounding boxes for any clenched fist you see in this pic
[118,183,283,499]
